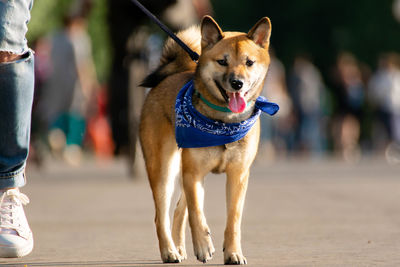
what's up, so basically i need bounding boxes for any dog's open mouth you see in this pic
[215,80,229,103]
[215,80,247,113]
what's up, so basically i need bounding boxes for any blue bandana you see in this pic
[175,80,279,148]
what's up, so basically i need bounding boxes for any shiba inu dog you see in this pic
[139,15,275,264]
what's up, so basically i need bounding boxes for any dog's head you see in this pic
[196,16,272,113]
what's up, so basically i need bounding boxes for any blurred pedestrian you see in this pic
[29,37,52,167]
[368,53,400,160]
[288,55,327,156]
[0,0,34,257]
[35,1,98,165]
[331,52,366,162]
[260,50,294,159]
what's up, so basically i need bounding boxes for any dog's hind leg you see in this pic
[140,120,183,263]
[172,190,188,259]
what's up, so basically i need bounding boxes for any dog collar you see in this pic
[175,80,279,148]
[195,90,252,113]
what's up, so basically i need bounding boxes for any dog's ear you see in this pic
[201,15,224,49]
[247,17,271,48]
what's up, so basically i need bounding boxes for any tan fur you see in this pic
[139,15,272,265]
[160,26,201,74]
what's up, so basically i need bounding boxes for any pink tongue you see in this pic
[228,92,246,113]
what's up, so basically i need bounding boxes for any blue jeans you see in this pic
[0,0,34,189]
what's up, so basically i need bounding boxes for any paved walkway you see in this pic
[0,156,399,266]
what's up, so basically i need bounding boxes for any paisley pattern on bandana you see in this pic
[175,80,279,148]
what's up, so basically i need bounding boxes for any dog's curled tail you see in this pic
[141,26,201,88]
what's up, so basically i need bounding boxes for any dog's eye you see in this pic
[246,59,255,67]
[217,59,228,66]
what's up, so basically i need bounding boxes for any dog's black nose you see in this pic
[230,79,243,90]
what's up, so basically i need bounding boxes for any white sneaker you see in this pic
[0,188,33,257]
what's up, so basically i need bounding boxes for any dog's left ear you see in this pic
[247,17,271,48]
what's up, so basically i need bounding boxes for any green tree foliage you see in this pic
[86,0,111,83]
[27,0,71,42]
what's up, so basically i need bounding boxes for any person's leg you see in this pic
[63,113,86,166]
[0,49,35,259]
[0,51,34,188]
[0,0,34,258]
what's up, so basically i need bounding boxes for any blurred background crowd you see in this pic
[26,0,400,175]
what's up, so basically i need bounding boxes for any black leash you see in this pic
[130,0,200,62]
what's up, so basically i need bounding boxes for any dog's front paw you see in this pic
[224,252,247,265]
[193,232,215,263]
[161,248,183,263]
[176,245,187,260]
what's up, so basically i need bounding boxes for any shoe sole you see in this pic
[0,238,33,258]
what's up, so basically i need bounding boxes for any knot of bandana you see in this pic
[175,80,279,148]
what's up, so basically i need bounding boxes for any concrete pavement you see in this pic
[0,156,399,266]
